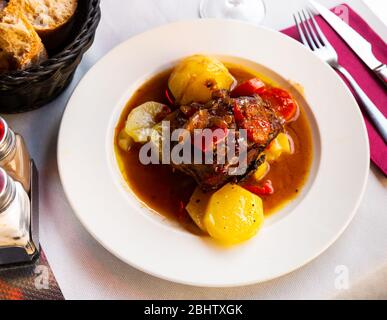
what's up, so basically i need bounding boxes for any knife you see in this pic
[310,0,387,87]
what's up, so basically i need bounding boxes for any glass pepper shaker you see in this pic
[0,167,35,255]
[0,117,31,192]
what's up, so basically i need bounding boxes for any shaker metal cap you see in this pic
[0,117,16,161]
[0,168,16,213]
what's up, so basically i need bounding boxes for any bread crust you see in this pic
[17,0,78,35]
[0,0,47,72]
[0,1,7,11]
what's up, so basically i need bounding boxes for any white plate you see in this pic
[58,20,369,287]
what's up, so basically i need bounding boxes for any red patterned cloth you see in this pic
[0,250,64,300]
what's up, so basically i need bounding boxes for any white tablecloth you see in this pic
[2,0,387,300]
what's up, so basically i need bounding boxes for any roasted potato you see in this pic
[168,55,235,105]
[185,187,211,232]
[117,129,134,152]
[265,133,293,162]
[186,184,264,245]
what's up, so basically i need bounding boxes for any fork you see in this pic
[294,9,387,144]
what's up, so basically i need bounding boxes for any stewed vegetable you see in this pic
[124,101,170,143]
[115,55,313,245]
[186,183,264,245]
[168,55,235,105]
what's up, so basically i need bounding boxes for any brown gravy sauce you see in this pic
[115,65,313,231]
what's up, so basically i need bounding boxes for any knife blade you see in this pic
[310,0,387,86]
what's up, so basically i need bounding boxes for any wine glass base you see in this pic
[200,0,266,25]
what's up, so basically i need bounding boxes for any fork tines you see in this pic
[293,9,328,51]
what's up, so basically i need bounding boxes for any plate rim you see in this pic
[57,19,370,287]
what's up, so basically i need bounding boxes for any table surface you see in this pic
[3,0,387,300]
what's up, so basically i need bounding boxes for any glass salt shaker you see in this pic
[0,168,35,255]
[0,117,31,192]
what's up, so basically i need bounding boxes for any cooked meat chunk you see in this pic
[167,91,283,191]
[233,95,284,145]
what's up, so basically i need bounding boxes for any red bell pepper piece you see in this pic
[260,88,299,122]
[233,102,245,122]
[244,180,274,196]
[165,88,175,105]
[177,200,186,220]
[231,78,266,98]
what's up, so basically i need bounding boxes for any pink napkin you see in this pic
[282,4,387,176]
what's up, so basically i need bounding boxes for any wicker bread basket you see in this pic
[0,0,101,113]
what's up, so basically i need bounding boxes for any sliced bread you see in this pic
[0,0,47,73]
[16,0,78,36]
